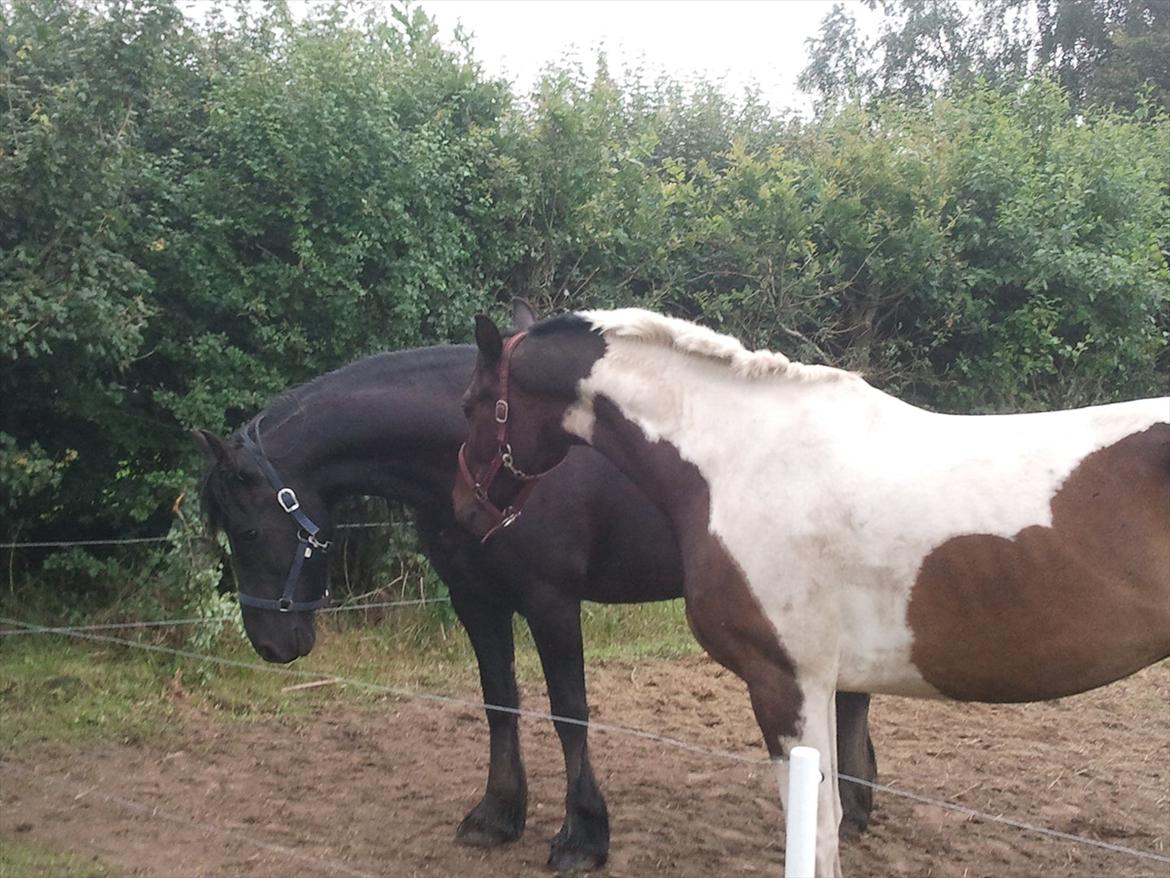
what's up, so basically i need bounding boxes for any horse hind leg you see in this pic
[835,691,877,838]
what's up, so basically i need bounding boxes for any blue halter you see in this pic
[235,429,331,613]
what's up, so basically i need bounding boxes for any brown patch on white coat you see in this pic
[909,423,1170,701]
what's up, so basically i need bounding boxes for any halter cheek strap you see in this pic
[236,431,332,613]
[457,331,564,542]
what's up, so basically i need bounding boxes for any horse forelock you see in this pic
[198,460,235,535]
[197,425,259,535]
[577,308,854,383]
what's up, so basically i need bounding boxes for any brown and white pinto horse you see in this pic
[454,308,1170,877]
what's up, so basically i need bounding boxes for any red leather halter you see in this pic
[457,331,563,542]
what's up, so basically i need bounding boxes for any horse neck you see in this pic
[255,348,474,517]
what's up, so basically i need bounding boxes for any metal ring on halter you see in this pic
[277,487,300,513]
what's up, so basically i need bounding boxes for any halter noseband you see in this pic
[457,331,563,542]
[235,429,332,613]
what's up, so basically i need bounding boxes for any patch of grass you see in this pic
[0,838,119,878]
[0,600,700,753]
[578,600,699,664]
[0,638,175,750]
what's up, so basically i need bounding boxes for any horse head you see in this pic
[453,308,604,540]
[193,427,329,663]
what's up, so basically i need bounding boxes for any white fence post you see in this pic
[784,746,821,878]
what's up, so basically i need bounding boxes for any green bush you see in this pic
[3,0,1166,622]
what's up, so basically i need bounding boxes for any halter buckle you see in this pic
[277,488,300,513]
[494,400,509,423]
[279,597,293,612]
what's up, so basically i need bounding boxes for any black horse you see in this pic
[194,307,878,871]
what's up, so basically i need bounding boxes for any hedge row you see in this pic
[3,0,1166,608]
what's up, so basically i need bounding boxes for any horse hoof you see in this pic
[455,804,524,848]
[456,825,513,848]
[547,846,606,873]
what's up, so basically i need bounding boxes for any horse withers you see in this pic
[193,305,879,872]
[455,308,1170,877]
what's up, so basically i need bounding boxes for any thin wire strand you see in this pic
[0,616,762,766]
[0,521,405,549]
[0,536,171,548]
[2,615,1167,866]
[0,761,380,878]
[0,596,452,637]
[835,772,1170,864]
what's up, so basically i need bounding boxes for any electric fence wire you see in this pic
[0,596,453,637]
[0,520,405,550]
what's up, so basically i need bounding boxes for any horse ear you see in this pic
[474,314,504,364]
[511,297,537,330]
[192,428,237,472]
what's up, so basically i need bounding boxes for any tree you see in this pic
[800,0,1170,112]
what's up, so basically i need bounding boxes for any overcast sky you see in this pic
[180,1,880,113]
[420,1,880,113]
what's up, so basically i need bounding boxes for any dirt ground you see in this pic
[2,656,1167,877]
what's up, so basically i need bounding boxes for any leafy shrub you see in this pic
[3,0,1166,621]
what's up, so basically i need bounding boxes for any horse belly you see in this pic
[904,424,1170,702]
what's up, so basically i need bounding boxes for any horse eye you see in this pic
[240,528,259,542]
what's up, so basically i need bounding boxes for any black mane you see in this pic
[528,312,592,338]
[256,344,472,431]
[198,344,474,531]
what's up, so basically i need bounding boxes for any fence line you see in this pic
[0,616,764,766]
[1,535,172,549]
[2,614,1168,866]
[0,761,380,878]
[0,521,405,550]
[832,770,1170,863]
[0,596,453,637]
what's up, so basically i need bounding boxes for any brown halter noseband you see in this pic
[457,331,563,542]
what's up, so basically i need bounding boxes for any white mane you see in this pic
[579,308,856,383]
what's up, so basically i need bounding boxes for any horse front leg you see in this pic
[684,592,843,876]
[449,594,528,848]
[834,691,877,839]
[525,596,609,872]
[749,674,843,878]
